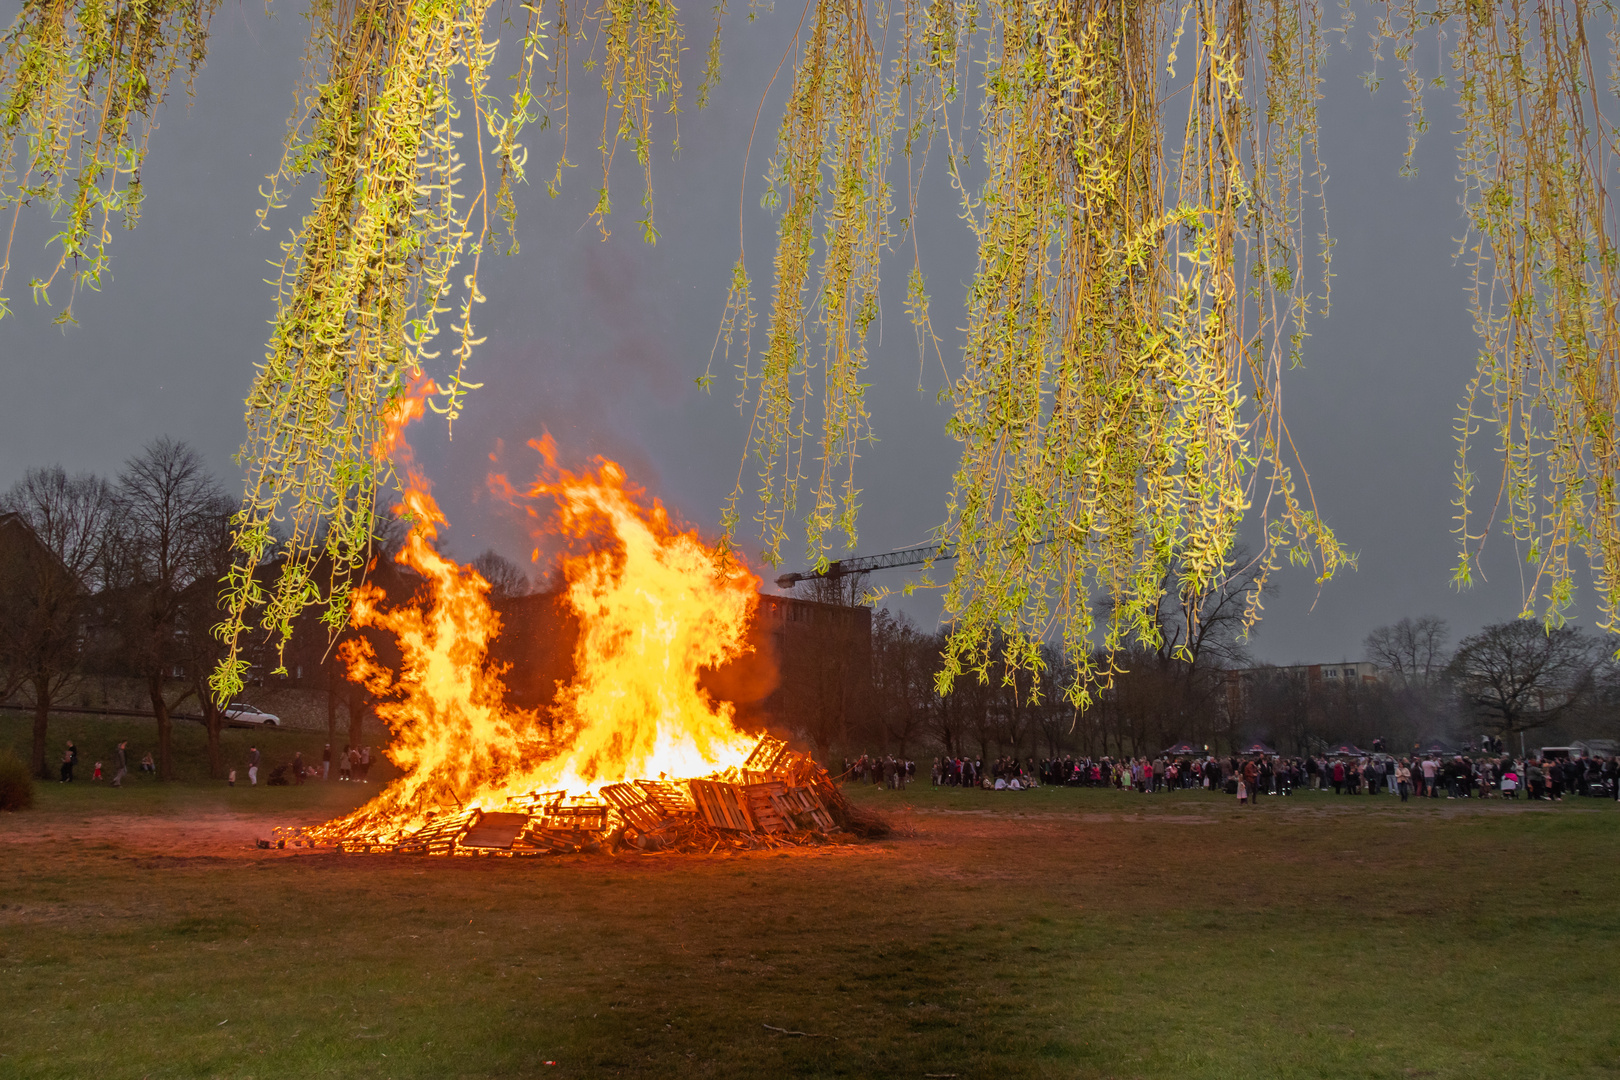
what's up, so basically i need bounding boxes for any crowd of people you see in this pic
[842,750,1620,802]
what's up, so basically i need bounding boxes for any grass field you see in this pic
[1,710,396,786]
[3,734,1618,1079]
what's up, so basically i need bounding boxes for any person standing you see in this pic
[1396,761,1411,802]
[322,744,332,781]
[59,741,78,782]
[291,750,306,785]
[247,745,260,786]
[359,745,371,782]
[112,741,128,787]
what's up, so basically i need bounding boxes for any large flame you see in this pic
[524,440,758,791]
[323,424,760,842]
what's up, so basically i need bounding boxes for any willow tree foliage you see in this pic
[3,0,1619,705]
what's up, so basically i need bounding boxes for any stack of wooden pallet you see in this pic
[517,799,612,853]
[294,734,860,856]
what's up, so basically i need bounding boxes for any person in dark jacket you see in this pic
[59,741,77,782]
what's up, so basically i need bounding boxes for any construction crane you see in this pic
[773,542,955,591]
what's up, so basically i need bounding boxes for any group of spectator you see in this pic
[47,738,376,787]
[264,743,374,785]
[55,739,153,784]
[843,754,915,788]
[840,750,1620,803]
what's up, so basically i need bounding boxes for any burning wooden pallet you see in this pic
[289,735,864,856]
[391,808,481,855]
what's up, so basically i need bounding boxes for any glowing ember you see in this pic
[304,424,783,850]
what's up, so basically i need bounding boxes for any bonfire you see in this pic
[278,433,868,857]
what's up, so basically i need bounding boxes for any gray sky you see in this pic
[0,2,1584,664]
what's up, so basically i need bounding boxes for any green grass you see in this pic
[2,772,1618,1079]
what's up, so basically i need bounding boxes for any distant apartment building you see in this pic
[1262,661,1381,686]
[1221,660,1381,717]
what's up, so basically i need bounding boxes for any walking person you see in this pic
[112,741,128,787]
[322,744,332,781]
[59,741,77,782]
[247,745,260,786]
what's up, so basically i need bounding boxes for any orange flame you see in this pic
[522,445,759,791]
[319,426,760,842]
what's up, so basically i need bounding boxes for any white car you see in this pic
[224,703,280,727]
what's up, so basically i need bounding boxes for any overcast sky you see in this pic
[0,2,1589,664]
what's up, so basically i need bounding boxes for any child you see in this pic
[228,768,237,787]
[92,761,103,781]
[1237,779,1249,805]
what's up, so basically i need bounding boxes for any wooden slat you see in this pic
[636,780,697,816]
[601,783,668,831]
[690,780,754,832]
[544,801,610,833]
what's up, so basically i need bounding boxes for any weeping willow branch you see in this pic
[719,0,1347,704]
[1379,1,1620,639]
[0,0,219,322]
[7,0,1620,702]
[213,0,687,703]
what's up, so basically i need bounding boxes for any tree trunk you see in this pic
[198,678,223,779]
[149,675,174,781]
[30,673,51,780]
[326,675,338,754]
[348,685,365,754]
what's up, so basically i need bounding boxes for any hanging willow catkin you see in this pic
[718,0,1347,703]
[212,0,696,701]
[1378,0,1620,637]
[5,0,1620,700]
[0,0,219,322]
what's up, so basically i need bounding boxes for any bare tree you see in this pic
[111,438,226,780]
[870,610,939,756]
[1097,555,1262,753]
[1364,616,1450,686]
[471,549,531,600]
[171,495,239,778]
[1446,621,1601,741]
[0,469,120,777]
[1243,666,1313,756]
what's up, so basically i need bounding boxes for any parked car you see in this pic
[224,703,280,727]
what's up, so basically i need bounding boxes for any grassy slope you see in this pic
[2,778,1618,1079]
